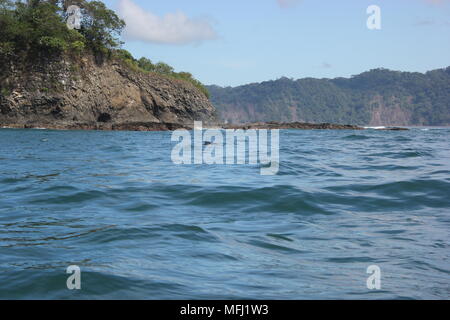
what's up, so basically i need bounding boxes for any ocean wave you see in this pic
[1,128,449,299]
[342,134,373,140]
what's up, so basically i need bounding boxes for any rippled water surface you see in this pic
[0,128,449,299]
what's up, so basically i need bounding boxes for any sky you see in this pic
[102,0,450,87]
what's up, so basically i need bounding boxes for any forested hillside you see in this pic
[207,68,450,126]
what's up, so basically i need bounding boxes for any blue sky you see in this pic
[103,0,450,87]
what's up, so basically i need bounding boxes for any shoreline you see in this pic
[0,121,410,132]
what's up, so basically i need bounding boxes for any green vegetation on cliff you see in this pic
[115,51,210,98]
[0,0,124,57]
[0,0,209,97]
[207,68,450,126]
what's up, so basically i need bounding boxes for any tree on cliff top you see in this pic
[78,1,125,51]
[0,0,124,56]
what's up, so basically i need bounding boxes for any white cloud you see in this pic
[277,0,302,8]
[422,0,450,4]
[117,0,217,45]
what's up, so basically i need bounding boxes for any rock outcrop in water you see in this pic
[217,122,408,131]
[221,122,363,130]
[0,55,217,131]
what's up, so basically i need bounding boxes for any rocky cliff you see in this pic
[0,55,217,131]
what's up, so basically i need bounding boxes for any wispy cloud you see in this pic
[422,0,450,5]
[414,18,436,26]
[277,0,302,9]
[117,0,217,45]
[321,62,332,69]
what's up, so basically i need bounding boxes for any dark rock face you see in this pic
[0,56,217,130]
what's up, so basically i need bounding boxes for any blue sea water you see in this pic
[0,127,449,300]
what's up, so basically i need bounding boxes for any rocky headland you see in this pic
[0,55,216,131]
[0,56,408,132]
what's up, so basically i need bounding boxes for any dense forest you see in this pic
[0,0,209,97]
[208,67,450,126]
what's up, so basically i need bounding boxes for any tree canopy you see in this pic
[0,0,124,56]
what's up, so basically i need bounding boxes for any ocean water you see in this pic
[0,127,449,300]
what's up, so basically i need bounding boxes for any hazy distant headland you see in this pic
[207,67,450,127]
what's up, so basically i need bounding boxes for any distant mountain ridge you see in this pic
[207,67,450,126]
